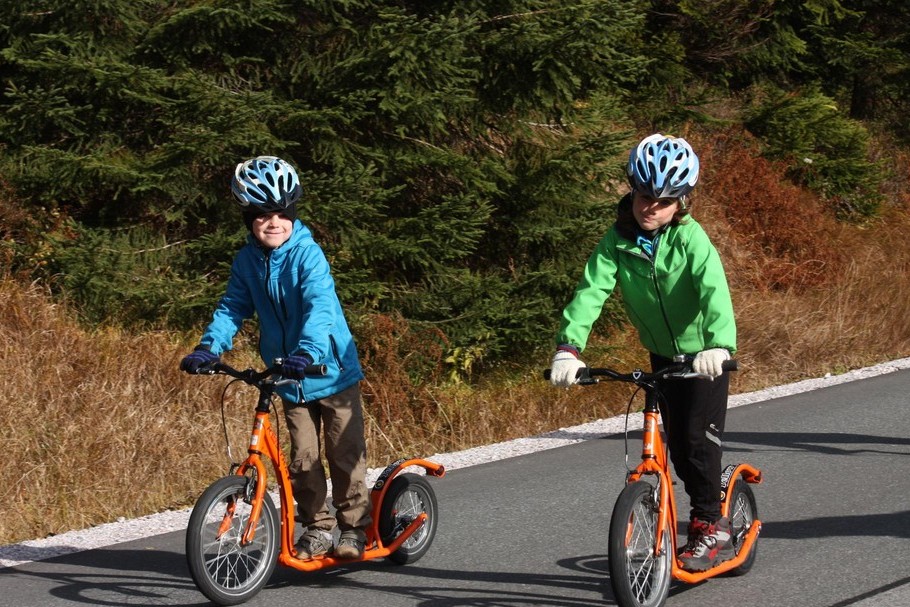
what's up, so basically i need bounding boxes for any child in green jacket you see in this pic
[549,134,737,572]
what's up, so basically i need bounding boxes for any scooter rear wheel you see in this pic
[378,473,439,564]
[608,480,673,607]
[726,481,758,576]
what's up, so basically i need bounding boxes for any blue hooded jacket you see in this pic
[199,220,364,402]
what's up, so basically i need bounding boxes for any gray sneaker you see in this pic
[678,517,734,571]
[334,528,367,560]
[294,528,334,559]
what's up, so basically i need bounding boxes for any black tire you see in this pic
[608,481,673,607]
[378,473,439,565]
[726,481,758,576]
[185,475,279,606]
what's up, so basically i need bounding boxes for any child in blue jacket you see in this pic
[180,156,370,559]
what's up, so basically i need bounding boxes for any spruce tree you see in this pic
[0,1,651,372]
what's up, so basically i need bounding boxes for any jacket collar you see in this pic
[247,219,313,261]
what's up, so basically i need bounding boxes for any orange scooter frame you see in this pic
[626,403,763,585]
[236,405,445,571]
[549,359,763,607]
[185,361,445,606]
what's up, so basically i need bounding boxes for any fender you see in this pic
[720,462,763,501]
[371,458,408,492]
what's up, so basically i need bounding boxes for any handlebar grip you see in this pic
[194,360,222,375]
[542,368,588,382]
[304,363,328,376]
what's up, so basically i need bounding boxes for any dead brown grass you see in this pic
[3,127,910,546]
[0,282,261,543]
[689,127,910,389]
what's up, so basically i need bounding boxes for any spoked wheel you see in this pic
[185,475,279,606]
[378,473,439,564]
[726,481,758,576]
[608,481,673,607]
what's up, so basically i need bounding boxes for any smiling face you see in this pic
[632,190,680,232]
[250,212,294,249]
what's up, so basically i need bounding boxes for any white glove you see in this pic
[692,348,730,378]
[549,351,586,387]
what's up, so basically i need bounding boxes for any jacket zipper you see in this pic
[622,234,681,355]
[262,249,290,355]
[647,234,681,355]
[329,335,345,372]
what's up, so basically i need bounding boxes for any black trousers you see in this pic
[649,353,730,522]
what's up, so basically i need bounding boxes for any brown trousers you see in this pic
[282,383,372,532]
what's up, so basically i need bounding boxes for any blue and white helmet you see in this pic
[231,156,302,212]
[627,134,699,199]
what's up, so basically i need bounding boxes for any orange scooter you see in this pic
[548,357,761,607]
[184,360,445,606]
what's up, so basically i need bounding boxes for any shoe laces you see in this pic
[684,519,716,552]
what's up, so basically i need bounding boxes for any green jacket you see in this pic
[557,214,736,358]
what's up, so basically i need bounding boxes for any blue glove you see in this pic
[180,346,220,374]
[281,353,314,379]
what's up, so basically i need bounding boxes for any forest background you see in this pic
[2,0,910,545]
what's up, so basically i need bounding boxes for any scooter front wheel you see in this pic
[186,475,279,606]
[608,480,673,607]
[378,473,439,564]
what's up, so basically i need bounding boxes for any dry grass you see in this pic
[0,282,257,542]
[690,127,910,388]
[3,127,910,545]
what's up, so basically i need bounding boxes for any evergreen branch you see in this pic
[483,9,560,24]
[100,240,189,255]
[382,131,444,151]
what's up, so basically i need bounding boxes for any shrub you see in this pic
[36,220,236,328]
[742,85,884,219]
[690,128,849,291]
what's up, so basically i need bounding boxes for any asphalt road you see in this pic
[2,369,909,607]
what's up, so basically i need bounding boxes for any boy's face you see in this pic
[251,212,294,249]
[632,190,679,232]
